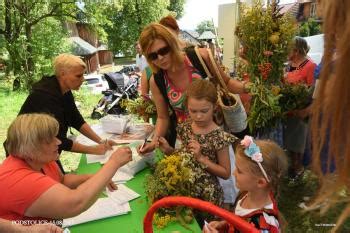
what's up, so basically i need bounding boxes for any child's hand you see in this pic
[202,221,227,233]
[156,137,174,155]
[188,139,201,156]
[188,139,208,163]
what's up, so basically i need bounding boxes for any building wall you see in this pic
[218,3,237,71]
[98,51,113,66]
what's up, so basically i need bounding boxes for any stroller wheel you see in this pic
[91,111,102,119]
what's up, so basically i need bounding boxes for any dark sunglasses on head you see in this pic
[147,46,171,61]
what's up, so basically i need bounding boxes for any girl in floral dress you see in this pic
[156,79,237,222]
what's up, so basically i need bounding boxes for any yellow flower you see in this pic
[271,85,281,95]
[269,33,280,44]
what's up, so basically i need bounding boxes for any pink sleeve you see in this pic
[4,170,59,215]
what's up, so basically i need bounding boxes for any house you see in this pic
[65,22,113,73]
[280,0,320,22]
[179,30,201,46]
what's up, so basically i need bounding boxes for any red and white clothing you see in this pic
[0,156,61,221]
[285,59,316,86]
[222,192,280,233]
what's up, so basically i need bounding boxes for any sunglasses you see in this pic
[147,46,171,61]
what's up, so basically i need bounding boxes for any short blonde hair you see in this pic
[53,53,86,76]
[6,114,59,160]
[236,140,288,195]
[139,23,183,73]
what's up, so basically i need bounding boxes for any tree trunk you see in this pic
[24,24,35,89]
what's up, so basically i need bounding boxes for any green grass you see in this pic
[0,79,349,231]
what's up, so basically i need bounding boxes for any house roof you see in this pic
[97,44,108,51]
[185,30,200,38]
[198,31,216,40]
[69,37,97,55]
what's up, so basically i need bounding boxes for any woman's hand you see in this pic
[26,224,63,233]
[106,179,118,191]
[156,137,174,155]
[137,140,156,155]
[109,146,132,167]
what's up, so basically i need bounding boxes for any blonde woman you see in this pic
[16,54,116,172]
[0,114,132,222]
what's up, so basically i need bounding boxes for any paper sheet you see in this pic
[62,198,130,227]
[106,184,140,204]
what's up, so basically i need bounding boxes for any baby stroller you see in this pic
[91,71,139,119]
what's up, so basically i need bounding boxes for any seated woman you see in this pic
[0,113,132,222]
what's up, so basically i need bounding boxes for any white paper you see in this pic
[112,170,134,183]
[106,184,140,204]
[101,144,154,176]
[62,198,130,227]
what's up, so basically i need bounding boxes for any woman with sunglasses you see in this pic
[138,23,249,154]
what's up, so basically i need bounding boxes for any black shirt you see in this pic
[19,75,85,153]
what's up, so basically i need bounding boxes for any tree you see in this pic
[195,20,215,35]
[0,0,78,89]
[0,0,114,90]
[167,0,186,19]
[104,0,170,56]
[298,18,321,37]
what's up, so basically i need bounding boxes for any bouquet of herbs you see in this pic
[235,0,297,131]
[279,83,314,113]
[144,151,207,229]
[121,94,156,119]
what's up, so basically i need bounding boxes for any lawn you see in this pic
[0,78,349,232]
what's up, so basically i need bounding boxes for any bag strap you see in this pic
[206,48,230,93]
[193,46,213,79]
[184,46,208,79]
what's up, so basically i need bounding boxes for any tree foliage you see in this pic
[104,0,170,56]
[195,20,215,35]
[167,0,186,19]
[297,18,321,37]
[0,0,186,90]
[0,0,79,89]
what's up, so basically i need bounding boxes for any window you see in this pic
[310,2,317,17]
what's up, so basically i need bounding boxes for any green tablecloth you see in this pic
[69,155,201,233]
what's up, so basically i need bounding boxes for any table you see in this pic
[69,155,201,233]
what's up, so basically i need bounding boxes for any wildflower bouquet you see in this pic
[144,151,207,229]
[235,0,297,131]
[120,94,156,119]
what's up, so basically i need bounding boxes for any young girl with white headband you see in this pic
[205,136,288,233]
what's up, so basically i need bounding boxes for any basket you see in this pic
[143,196,259,233]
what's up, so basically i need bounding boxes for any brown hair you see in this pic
[310,0,350,230]
[292,36,310,57]
[159,15,180,34]
[6,113,59,160]
[185,79,217,106]
[139,23,183,73]
[236,140,288,196]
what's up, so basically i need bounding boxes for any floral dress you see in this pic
[177,120,237,208]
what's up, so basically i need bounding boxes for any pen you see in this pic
[140,130,154,150]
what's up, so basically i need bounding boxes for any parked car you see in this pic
[83,74,109,94]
